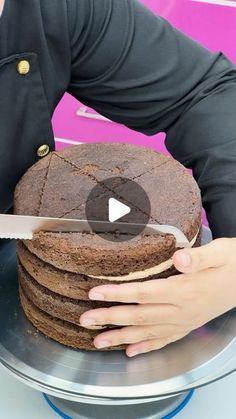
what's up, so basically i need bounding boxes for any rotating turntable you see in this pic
[0,228,235,418]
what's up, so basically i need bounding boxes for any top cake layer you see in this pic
[14,143,201,277]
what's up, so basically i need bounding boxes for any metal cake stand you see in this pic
[0,227,235,419]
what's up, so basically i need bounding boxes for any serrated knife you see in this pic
[0,214,191,247]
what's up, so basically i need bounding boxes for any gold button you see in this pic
[37,144,50,158]
[17,60,30,75]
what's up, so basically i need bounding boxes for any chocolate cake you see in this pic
[14,142,202,351]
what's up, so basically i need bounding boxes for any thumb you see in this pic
[172,238,229,273]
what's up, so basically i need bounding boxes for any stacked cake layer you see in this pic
[14,143,202,350]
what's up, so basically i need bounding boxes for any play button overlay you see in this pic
[85,177,151,242]
[108,198,131,222]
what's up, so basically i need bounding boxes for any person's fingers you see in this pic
[79,304,178,328]
[172,238,231,274]
[92,324,184,349]
[88,277,182,304]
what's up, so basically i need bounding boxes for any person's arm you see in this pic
[66,0,236,356]
[67,0,236,238]
[165,63,236,239]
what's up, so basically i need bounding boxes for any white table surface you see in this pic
[0,364,235,419]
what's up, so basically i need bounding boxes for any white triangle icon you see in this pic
[108,198,131,223]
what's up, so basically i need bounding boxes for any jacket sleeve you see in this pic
[66,0,236,238]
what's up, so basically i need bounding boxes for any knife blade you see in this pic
[0,214,191,247]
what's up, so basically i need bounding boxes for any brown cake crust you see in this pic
[19,287,125,351]
[14,143,201,276]
[14,143,167,217]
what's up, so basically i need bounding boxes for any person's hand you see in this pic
[79,238,236,357]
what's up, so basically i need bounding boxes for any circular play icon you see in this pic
[85,177,151,242]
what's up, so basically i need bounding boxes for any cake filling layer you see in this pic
[90,230,199,281]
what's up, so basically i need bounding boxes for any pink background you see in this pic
[52,0,236,225]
